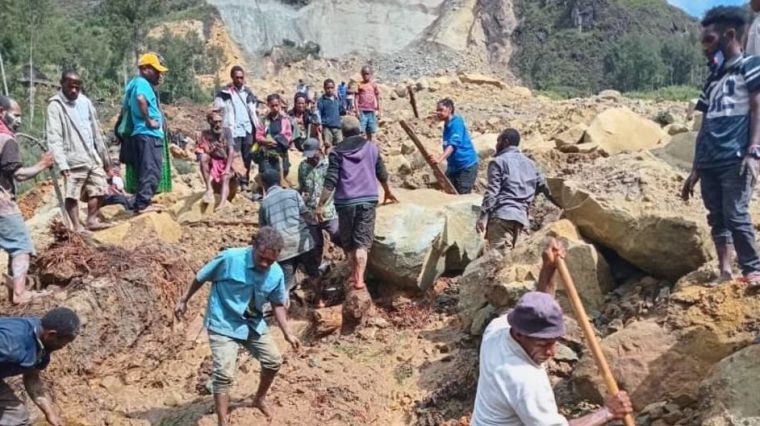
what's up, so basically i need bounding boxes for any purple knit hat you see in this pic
[507,291,565,339]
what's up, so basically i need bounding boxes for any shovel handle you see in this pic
[556,258,636,426]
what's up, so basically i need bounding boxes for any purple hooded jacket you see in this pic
[323,135,388,206]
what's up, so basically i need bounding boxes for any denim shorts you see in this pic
[0,214,35,258]
[359,111,378,134]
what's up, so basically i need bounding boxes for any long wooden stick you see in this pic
[17,133,71,229]
[556,258,636,426]
[407,85,419,119]
[398,120,458,195]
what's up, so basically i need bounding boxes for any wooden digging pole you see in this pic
[399,120,458,195]
[557,258,636,426]
[407,85,419,119]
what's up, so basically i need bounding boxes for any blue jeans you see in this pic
[359,111,378,135]
[700,162,760,275]
[447,164,479,194]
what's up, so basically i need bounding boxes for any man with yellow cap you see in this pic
[119,52,169,214]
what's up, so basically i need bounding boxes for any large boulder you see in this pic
[369,189,483,292]
[572,320,710,410]
[574,282,760,411]
[471,133,498,160]
[94,212,182,249]
[457,219,613,332]
[548,152,712,280]
[699,345,760,425]
[552,123,587,148]
[651,131,696,172]
[458,73,506,89]
[583,108,666,156]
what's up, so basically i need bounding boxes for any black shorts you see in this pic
[337,203,377,250]
[280,249,320,291]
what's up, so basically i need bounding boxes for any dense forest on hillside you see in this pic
[511,0,707,96]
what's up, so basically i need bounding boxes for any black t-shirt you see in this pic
[0,138,22,197]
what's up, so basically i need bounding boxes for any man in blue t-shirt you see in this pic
[0,307,80,426]
[682,6,760,288]
[175,227,300,425]
[124,52,168,213]
[430,98,479,194]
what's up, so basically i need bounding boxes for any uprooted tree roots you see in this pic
[7,221,197,376]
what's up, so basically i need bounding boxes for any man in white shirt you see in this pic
[472,239,632,426]
[746,1,760,56]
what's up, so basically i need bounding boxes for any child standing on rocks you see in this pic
[356,66,381,141]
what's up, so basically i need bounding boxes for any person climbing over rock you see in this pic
[317,79,345,149]
[174,226,300,425]
[47,70,112,232]
[471,239,633,426]
[682,6,760,287]
[298,137,340,306]
[258,169,319,296]
[317,116,398,291]
[356,66,381,141]
[213,65,259,190]
[0,307,80,426]
[289,92,321,151]
[429,98,479,194]
[0,96,55,305]
[476,128,558,250]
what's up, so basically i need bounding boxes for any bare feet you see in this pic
[86,221,112,231]
[253,396,273,422]
[202,190,214,204]
[11,289,50,305]
[134,205,163,215]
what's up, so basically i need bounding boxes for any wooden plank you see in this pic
[407,85,419,119]
[399,120,458,195]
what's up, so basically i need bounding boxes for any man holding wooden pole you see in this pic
[471,239,633,426]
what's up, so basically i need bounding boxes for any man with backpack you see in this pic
[118,52,169,214]
[214,65,260,189]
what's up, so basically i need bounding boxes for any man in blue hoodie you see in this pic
[317,116,397,291]
[430,98,479,194]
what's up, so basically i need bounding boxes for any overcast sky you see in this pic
[667,0,747,17]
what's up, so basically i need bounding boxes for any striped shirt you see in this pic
[259,186,314,261]
[695,55,760,169]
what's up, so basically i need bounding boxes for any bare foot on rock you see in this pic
[253,396,273,422]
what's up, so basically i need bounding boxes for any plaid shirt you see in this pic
[259,186,314,260]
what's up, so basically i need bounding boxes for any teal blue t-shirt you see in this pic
[126,76,164,139]
[196,247,287,339]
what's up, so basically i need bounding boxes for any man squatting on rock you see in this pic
[471,239,633,426]
[682,6,760,288]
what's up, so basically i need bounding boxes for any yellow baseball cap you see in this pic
[138,52,168,73]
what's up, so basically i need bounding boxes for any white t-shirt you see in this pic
[747,15,760,57]
[471,316,569,426]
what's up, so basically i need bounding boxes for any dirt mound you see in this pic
[9,222,196,376]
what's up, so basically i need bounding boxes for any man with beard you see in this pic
[196,110,243,209]
[0,96,55,305]
[682,7,760,288]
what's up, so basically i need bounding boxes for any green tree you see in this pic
[661,34,705,87]
[604,34,667,92]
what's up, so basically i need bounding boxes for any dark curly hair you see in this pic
[702,6,749,39]
[254,226,284,252]
[42,307,81,337]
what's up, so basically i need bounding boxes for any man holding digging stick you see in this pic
[472,239,633,426]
